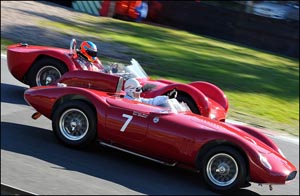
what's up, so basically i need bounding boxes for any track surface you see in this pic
[1,55,299,195]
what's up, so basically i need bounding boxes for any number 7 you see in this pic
[121,114,133,132]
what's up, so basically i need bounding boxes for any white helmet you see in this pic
[124,78,142,98]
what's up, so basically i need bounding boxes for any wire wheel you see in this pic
[59,108,89,141]
[36,65,62,86]
[198,145,247,192]
[206,153,238,187]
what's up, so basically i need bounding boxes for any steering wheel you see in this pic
[70,38,77,55]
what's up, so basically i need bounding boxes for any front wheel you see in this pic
[198,145,247,193]
[27,57,67,87]
[52,100,97,149]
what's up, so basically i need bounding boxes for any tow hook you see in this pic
[32,112,41,120]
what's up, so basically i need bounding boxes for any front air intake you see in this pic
[286,171,297,181]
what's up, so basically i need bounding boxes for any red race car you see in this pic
[7,39,228,121]
[24,70,297,193]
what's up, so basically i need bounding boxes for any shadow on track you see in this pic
[1,83,28,105]
[1,121,260,195]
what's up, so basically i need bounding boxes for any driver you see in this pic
[76,41,106,72]
[124,78,177,106]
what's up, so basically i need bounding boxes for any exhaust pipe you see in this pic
[32,112,41,120]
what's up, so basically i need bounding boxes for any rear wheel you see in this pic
[27,57,67,87]
[52,100,97,149]
[198,145,247,193]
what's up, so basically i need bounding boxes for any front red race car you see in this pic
[23,70,297,193]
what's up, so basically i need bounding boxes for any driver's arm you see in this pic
[141,96,168,106]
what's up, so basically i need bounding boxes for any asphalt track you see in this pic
[1,55,299,195]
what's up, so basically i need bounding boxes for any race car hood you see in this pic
[180,113,282,154]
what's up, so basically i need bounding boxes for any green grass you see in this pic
[1,39,14,51]
[2,14,299,136]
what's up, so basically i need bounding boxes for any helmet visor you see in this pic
[87,50,97,57]
[127,86,142,93]
[135,87,142,93]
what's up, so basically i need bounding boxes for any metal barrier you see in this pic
[154,2,299,58]
[72,1,102,16]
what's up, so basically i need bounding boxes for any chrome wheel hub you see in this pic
[59,108,89,141]
[36,65,61,86]
[206,153,238,187]
[45,76,52,85]
[216,164,228,174]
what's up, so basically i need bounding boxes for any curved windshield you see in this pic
[105,58,148,80]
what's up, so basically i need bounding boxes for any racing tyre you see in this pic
[176,93,200,114]
[199,145,247,193]
[27,57,67,87]
[52,100,97,149]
